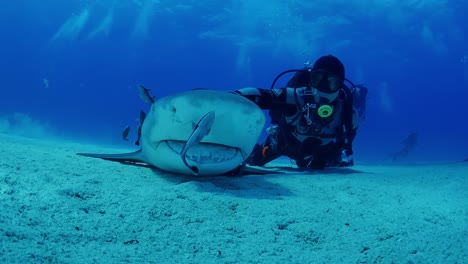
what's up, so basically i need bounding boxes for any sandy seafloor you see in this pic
[1,132,467,264]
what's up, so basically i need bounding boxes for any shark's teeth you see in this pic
[165,141,238,163]
[186,148,238,163]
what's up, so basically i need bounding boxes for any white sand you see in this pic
[1,132,467,263]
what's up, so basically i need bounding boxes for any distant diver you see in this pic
[392,132,418,162]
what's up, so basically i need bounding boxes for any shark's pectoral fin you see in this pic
[77,150,147,164]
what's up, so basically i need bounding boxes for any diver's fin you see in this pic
[243,166,285,175]
[77,150,146,164]
[225,165,286,176]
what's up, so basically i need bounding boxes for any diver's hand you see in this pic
[339,150,354,167]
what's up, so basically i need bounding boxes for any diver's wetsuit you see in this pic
[235,71,359,169]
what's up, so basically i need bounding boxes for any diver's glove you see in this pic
[339,150,354,167]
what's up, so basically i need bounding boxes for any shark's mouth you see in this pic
[164,140,241,163]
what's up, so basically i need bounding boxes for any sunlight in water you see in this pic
[421,23,448,55]
[379,81,394,114]
[50,8,90,42]
[235,41,254,82]
[87,7,114,39]
[462,56,468,88]
[132,0,159,38]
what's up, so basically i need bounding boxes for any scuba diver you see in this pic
[391,132,418,162]
[234,54,368,169]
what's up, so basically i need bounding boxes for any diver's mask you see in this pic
[300,71,343,124]
[309,70,343,97]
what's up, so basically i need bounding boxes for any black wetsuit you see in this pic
[235,71,358,169]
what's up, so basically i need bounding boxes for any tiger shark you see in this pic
[77,89,266,176]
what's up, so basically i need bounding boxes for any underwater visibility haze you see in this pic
[1,1,468,263]
[1,0,467,162]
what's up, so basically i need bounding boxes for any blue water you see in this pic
[1,0,467,162]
